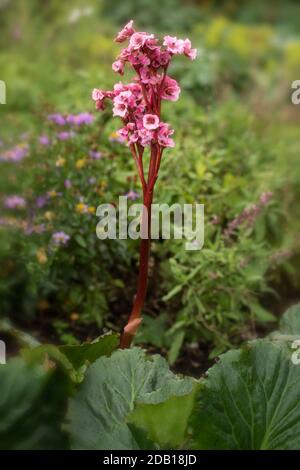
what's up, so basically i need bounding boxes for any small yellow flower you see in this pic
[36,248,48,264]
[75,203,88,214]
[45,211,54,221]
[70,312,80,321]
[99,180,107,189]
[55,157,66,167]
[75,158,87,170]
[88,206,96,214]
[48,190,58,198]
[110,131,119,140]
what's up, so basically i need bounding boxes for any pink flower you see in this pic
[143,114,160,130]
[128,131,139,144]
[113,101,128,118]
[92,88,105,101]
[92,88,107,110]
[161,76,181,101]
[119,47,131,61]
[112,60,124,74]
[183,39,197,60]
[115,20,135,43]
[4,195,26,209]
[163,35,184,54]
[140,67,158,85]
[115,90,134,107]
[92,25,195,151]
[158,51,171,66]
[157,122,175,148]
[145,37,158,50]
[138,128,154,147]
[129,32,153,50]
[125,190,140,200]
[138,53,151,67]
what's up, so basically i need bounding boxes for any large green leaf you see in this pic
[192,340,300,449]
[68,348,197,450]
[22,332,119,382]
[0,358,69,450]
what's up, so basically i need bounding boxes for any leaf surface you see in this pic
[68,348,197,449]
[192,340,300,449]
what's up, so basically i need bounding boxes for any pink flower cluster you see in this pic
[92,20,196,150]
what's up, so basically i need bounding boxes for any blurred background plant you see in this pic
[0,0,300,371]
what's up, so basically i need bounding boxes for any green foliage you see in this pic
[277,304,300,335]
[22,331,119,382]
[0,358,69,450]
[1,304,300,450]
[101,0,201,34]
[67,348,197,449]
[1,0,300,365]
[192,305,300,449]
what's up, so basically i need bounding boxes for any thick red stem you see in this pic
[120,190,153,348]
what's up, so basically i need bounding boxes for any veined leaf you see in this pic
[60,332,119,369]
[192,340,300,449]
[68,348,197,449]
[22,332,119,382]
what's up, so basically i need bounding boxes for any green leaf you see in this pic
[128,386,199,448]
[192,341,300,449]
[167,330,185,365]
[250,302,276,323]
[68,348,197,450]
[60,332,119,369]
[279,303,300,335]
[23,332,119,382]
[0,358,69,450]
[75,234,87,248]
[135,314,168,348]
[268,303,300,346]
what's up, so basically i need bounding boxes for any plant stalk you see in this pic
[120,190,153,348]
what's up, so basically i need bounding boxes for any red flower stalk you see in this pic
[92,20,197,348]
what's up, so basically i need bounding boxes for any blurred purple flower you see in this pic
[89,150,103,160]
[57,131,75,141]
[52,231,70,246]
[35,195,48,208]
[0,144,29,163]
[67,112,94,126]
[39,135,50,146]
[48,113,66,126]
[4,195,26,209]
[125,190,140,201]
[88,177,96,185]
[64,179,72,189]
